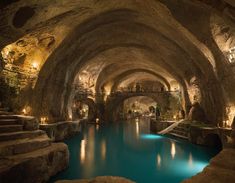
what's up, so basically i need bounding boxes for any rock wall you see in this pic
[183,148,235,183]
[0,143,69,183]
[40,121,81,141]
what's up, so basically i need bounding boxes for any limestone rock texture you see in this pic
[0,143,69,183]
[183,148,235,183]
[0,113,69,183]
[0,0,235,125]
[40,121,81,141]
[56,176,135,183]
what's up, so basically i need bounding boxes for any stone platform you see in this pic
[150,119,233,148]
[39,120,81,141]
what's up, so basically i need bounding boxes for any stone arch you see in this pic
[105,92,170,122]
[109,69,171,93]
[69,96,97,122]
[30,7,224,124]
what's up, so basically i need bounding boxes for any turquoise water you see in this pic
[50,119,220,183]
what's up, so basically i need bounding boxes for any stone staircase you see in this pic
[0,111,69,183]
[167,122,190,140]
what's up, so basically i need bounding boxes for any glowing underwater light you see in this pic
[140,134,163,140]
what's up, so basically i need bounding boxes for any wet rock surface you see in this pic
[40,121,81,141]
[183,148,235,183]
[0,143,69,183]
[56,176,135,183]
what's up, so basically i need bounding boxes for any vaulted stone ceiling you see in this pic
[0,0,235,124]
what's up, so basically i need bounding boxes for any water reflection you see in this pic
[171,142,176,159]
[157,154,161,168]
[96,124,99,131]
[188,153,193,167]
[135,121,139,137]
[101,140,106,160]
[80,139,86,163]
[51,118,220,183]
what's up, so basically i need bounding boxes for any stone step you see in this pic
[0,115,18,120]
[0,125,23,133]
[169,132,188,139]
[0,134,51,156]
[174,126,189,131]
[0,111,11,115]
[171,129,188,136]
[0,119,20,125]
[0,130,45,141]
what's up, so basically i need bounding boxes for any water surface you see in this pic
[50,118,219,183]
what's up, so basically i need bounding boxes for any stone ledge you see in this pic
[0,143,69,183]
[40,121,81,141]
[56,176,135,183]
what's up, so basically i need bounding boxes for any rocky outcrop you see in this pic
[56,176,135,183]
[0,143,69,183]
[39,121,81,141]
[183,148,235,183]
[188,102,207,122]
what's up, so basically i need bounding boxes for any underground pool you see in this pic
[50,119,220,183]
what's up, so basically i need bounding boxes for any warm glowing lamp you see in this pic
[22,108,26,115]
[32,62,39,70]
[40,116,48,124]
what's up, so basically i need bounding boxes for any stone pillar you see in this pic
[231,116,235,147]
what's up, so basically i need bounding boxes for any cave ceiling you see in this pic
[0,0,235,123]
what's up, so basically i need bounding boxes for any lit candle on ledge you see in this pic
[40,117,48,124]
[22,108,27,115]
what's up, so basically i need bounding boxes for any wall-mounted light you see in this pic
[32,62,39,70]
[22,108,27,115]
[21,106,31,115]
[228,47,235,63]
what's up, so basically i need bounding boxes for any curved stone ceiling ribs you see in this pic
[110,69,171,92]
[31,7,222,122]
[0,0,229,123]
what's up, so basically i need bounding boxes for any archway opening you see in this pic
[71,100,89,121]
[123,96,157,119]
[69,96,97,122]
